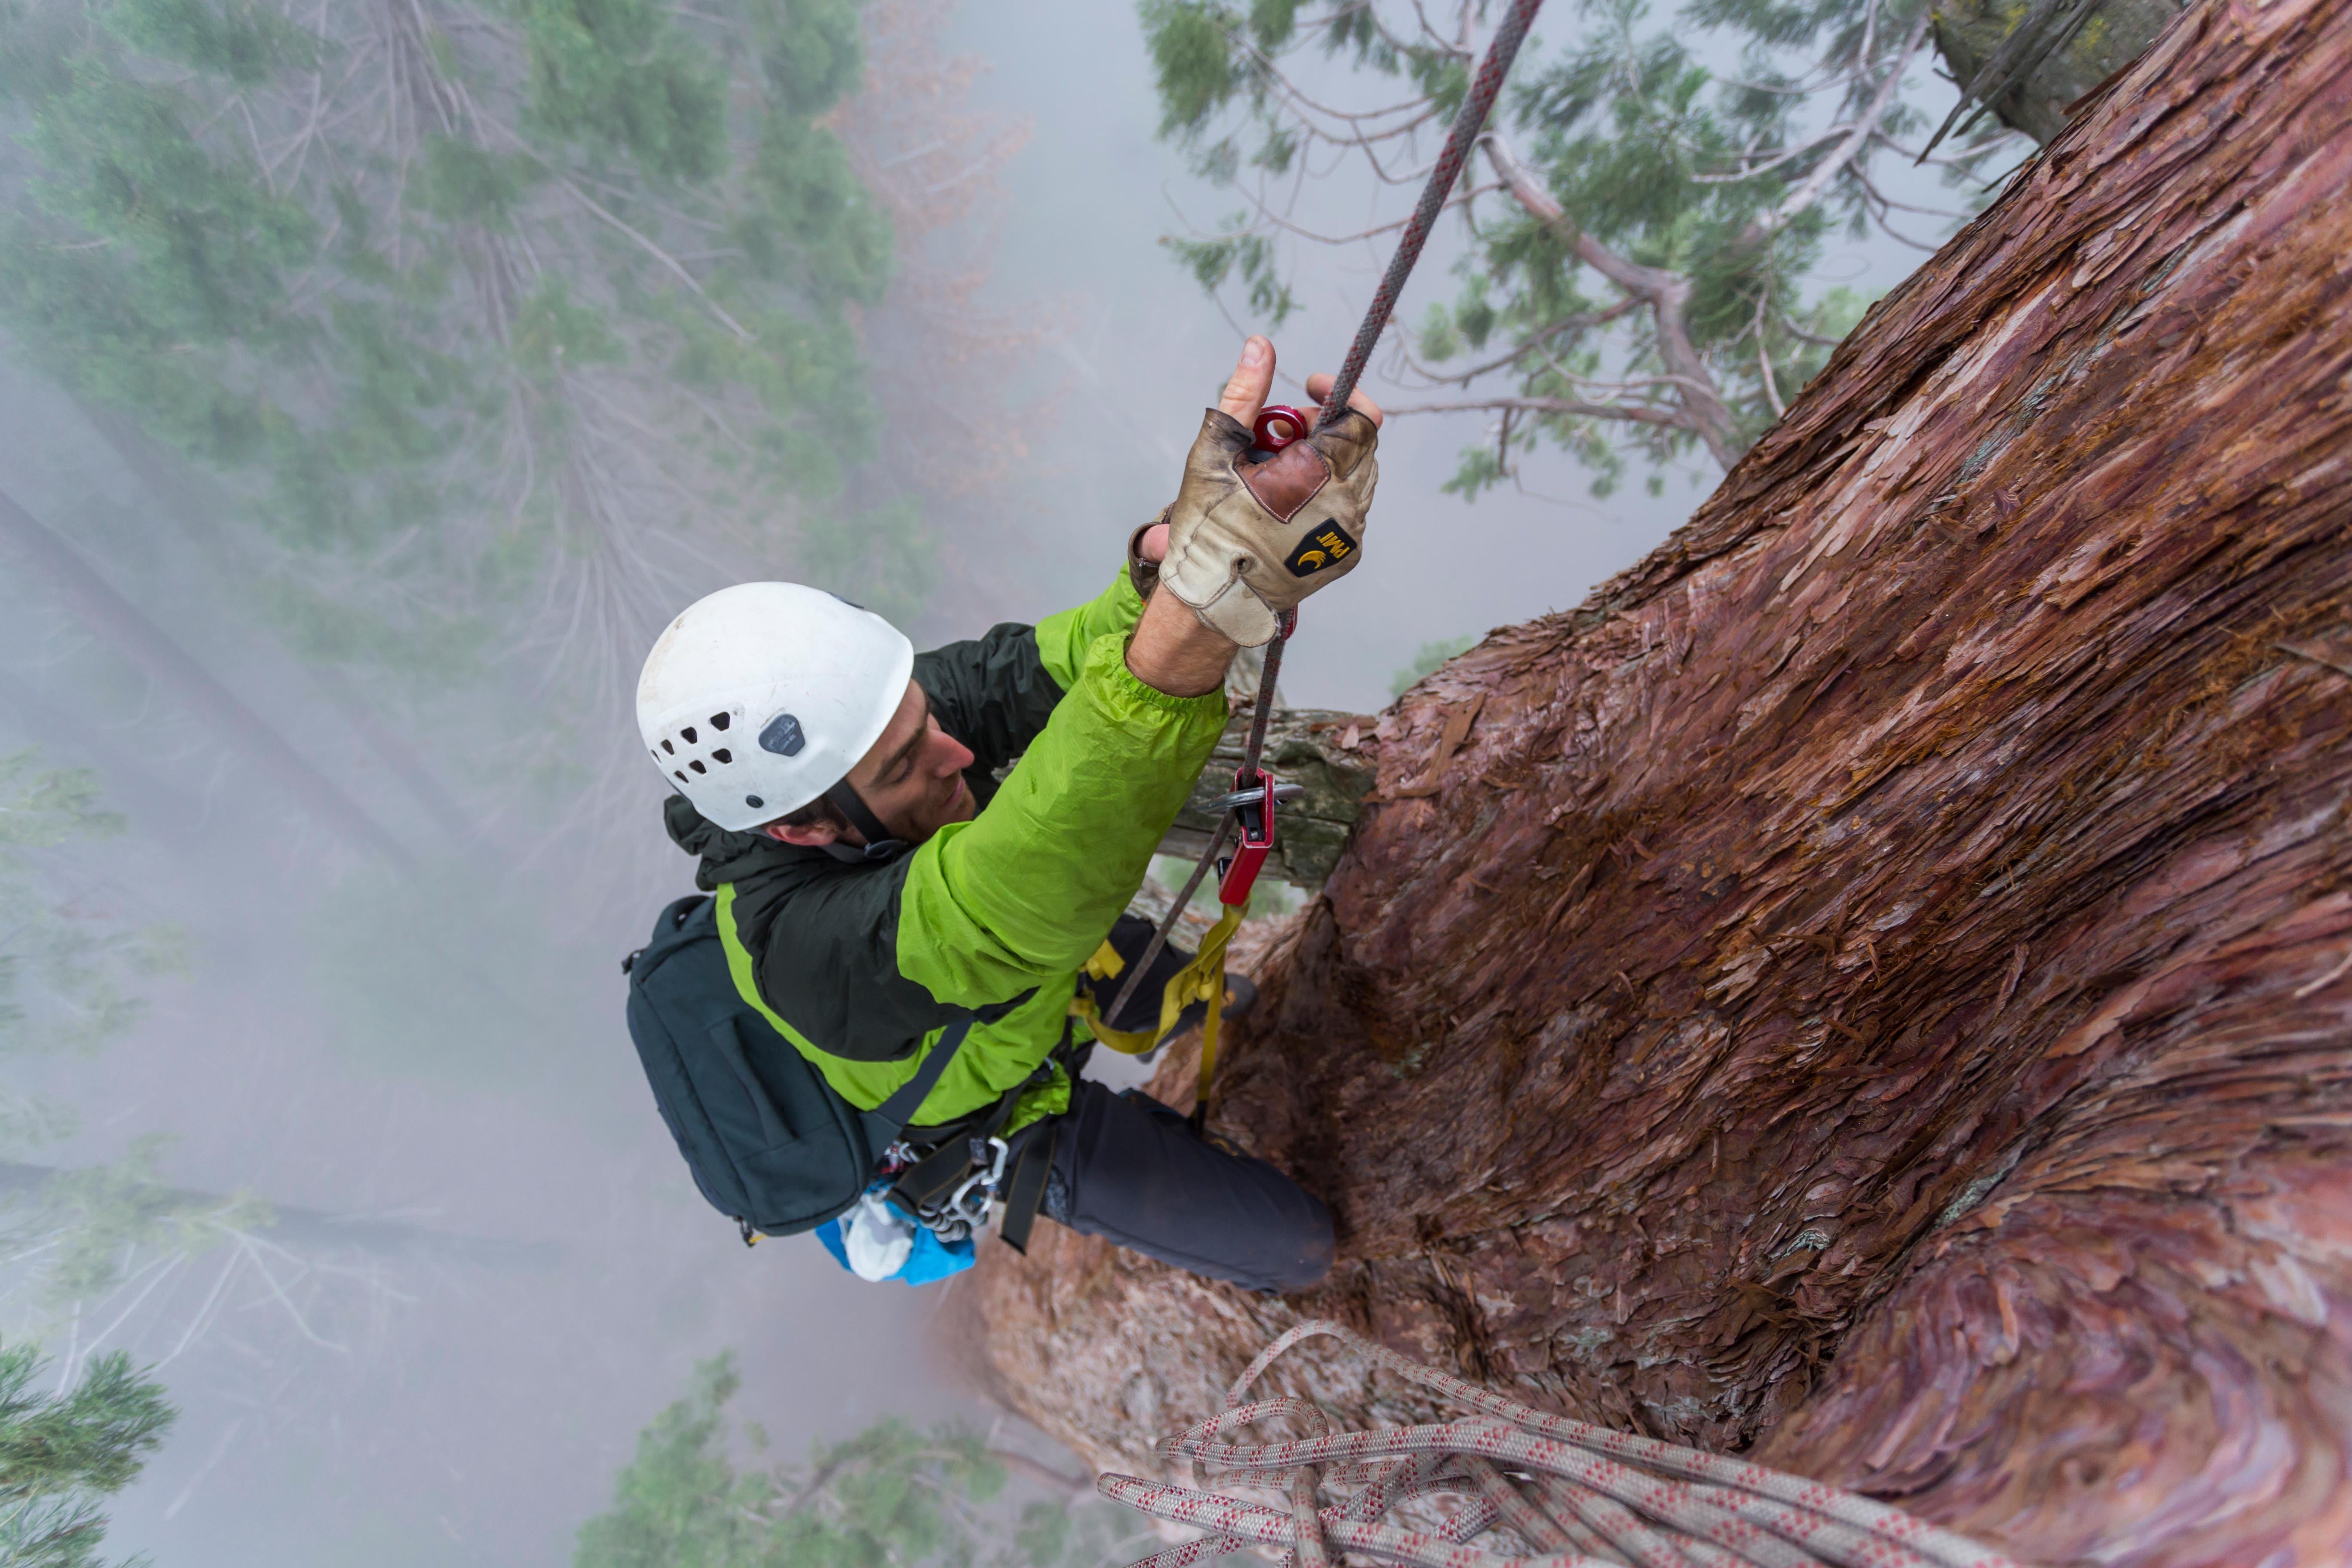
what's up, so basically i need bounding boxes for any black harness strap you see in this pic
[889,1075,1028,1213]
[998,1120,1057,1254]
[872,1015,974,1128]
[888,1024,1085,1217]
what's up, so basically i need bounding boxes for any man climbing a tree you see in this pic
[627,337,1380,1293]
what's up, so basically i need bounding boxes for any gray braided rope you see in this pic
[1099,1320,2022,1568]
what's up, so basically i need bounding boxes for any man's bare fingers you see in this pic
[1303,372,1384,428]
[1217,337,1276,424]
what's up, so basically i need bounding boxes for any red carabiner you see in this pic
[1216,767,1277,907]
[1252,404,1311,453]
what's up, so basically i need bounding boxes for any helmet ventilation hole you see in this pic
[688,760,707,775]
[710,748,731,764]
[673,771,688,783]
[661,739,675,755]
[681,725,698,744]
[709,713,730,731]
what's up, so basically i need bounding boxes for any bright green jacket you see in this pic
[662,571,1228,1131]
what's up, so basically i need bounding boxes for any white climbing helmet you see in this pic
[636,583,914,832]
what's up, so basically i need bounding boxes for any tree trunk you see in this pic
[74,401,480,844]
[953,3,2352,1563]
[0,487,411,867]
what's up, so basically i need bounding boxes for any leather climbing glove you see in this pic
[1157,406,1380,647]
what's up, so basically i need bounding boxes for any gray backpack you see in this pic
[622,896,971,1240]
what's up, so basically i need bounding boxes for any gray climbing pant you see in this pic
[1030,1078,1334,1295]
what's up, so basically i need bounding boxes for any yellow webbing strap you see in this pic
[1068,904,1246,1112]
[1181,904,1244,1117]
[1070,939,1161,1056]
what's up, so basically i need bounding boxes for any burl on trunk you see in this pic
[956,1,2352,1561]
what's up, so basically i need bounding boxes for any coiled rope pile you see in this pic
[1096,1321,2021,1568]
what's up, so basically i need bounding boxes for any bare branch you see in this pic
[1754,291,1785,416]
[1403,297,1646,386]
[989,1447,1093,1498]
[1479,131,1740,468]
[1760,5,1935,236]
[1689,121,1861,186]
[1382,395,1696,432]
[1406,0,1473,56]
[1869,127,2016,175]
[1225,180,1496,248]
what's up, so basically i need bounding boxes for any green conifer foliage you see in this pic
[576,1352,1140,1568]
[1141,0,2024,495]
[0,0,906,704]
[0,1340,175,1568]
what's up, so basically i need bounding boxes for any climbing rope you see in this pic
[1311,0,1546,434]
[1105,0,1550,1121]
[1098,1320,2022,1568]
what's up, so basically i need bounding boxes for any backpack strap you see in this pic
[870,1016,976,1130]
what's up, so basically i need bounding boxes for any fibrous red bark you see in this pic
[956,2,2352,1562]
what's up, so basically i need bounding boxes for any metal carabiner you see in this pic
[1202,779,1305,815]
[946,1136,1010,1225]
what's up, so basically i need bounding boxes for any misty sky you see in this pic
[0,3,1994,1563]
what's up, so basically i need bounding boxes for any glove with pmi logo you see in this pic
[1157,405,1379,647]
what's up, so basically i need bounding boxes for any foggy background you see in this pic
[0,1,1990,1562]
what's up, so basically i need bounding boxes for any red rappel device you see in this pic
[1252,404,1311,454]
[1216,768,1277,907]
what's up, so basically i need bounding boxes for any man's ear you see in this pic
[763,821,840,848]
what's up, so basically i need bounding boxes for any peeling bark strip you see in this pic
[961,3,2352,1562]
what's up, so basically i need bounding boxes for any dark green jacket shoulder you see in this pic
[662,620,1059,1063]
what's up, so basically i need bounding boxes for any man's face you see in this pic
[765,680,975,848]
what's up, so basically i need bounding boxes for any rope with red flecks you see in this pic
[1096,1320,2023,1568]
[1313,0,1547,437]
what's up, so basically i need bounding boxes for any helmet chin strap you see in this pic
[821,778,906,863]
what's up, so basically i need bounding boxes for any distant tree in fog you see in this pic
[1389,633,1476,698]
[0,752,177,1142]
[0,0,911,773]
[0,759,381,1411]
[0,755,231,1352]
[826,0,1054,502]
[577,1352,1147,1568]
[0,1340,174,1568]
[1141,0,2026,496]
